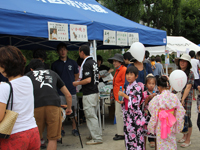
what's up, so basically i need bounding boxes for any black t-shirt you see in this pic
[98,65,110,82]
[26,69,65,108]
[82,58,99,95]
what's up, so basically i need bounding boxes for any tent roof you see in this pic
[0,0,166,50]
[146,36,200,56]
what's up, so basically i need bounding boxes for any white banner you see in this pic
[70,24,88,42]
[128,33,139,46]
[103,30,116,45]
[117,31,127,46]
[48,22,69,41]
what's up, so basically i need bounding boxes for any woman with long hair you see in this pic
[175,54,194,147]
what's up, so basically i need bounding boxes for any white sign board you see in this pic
[128,33,139,46]
[48,22,69,41]
[117,31,127,46]
[70,24,88,42]
[103,30,116,45]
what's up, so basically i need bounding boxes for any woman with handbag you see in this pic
[175,54,194,148]
[0,46,40,149]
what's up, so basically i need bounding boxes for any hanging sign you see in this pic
[128,33,139,46]
[103,30,116,45]
[116,31,127,46]
[48,22,68,41]
[70,24,88,42]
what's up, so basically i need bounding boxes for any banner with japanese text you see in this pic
[48,22,68,41]
[128,33,139,46]
[117,31,127,46]
[103,30,116,45]
[70,24,88,42]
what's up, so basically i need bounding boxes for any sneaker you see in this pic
[72,129,79,136]
[61,130,65,137]
[86,140,103,145]
[193,98,196,101]
[40,139,46,149]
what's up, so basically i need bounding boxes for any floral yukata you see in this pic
[141,90,159,138]
[122,81,145,150]
[147,90,185,150]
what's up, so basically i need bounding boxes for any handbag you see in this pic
[181,115,189,133]
[0,82,18,139]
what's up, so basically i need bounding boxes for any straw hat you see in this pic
[107,53,124,64]
[175,53,192,68]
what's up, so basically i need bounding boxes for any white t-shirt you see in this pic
[190,58,200,79]
[0,76,37,134]
[52,33,57,39]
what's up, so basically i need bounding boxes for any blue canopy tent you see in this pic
[0,0,167,52]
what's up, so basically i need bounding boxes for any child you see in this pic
[118,66,145,150]
[141,74,157,149]
[147,76,185,150]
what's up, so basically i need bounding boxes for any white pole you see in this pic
[122,48,125,54]
[93,40,97,62]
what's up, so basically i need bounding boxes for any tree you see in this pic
[179,0,200,44]
[99,0,144,23]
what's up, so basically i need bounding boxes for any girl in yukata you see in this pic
[147,76,185,150]
[118,66,145,150]
[140,74,157,149]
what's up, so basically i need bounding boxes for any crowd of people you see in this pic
[0,42,199,150]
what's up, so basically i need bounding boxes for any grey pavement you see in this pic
[53,98,200,150]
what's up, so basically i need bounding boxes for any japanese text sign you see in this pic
[48,22,69,41]
[70,24,88,42]
[103,30,116,45]
[117,31,127,46]
[128,33,139,46]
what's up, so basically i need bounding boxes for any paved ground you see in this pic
[44,98,199,150]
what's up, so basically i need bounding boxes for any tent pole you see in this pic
[93,40,97,62]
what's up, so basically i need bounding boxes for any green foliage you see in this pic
[100,0,144,22]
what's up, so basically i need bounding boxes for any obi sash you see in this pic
[158,109,176,139]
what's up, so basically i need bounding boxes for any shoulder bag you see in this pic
[0,82,18,139]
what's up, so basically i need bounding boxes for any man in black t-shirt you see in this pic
[26,59,72,150]
[73,45,102,145]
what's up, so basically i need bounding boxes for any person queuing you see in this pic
[175,54,194,148]
[24,49,50,74]
[153,57,164,81]
[26,59,72,150]
[51,42,79,137]
[0,46,40,150]
[73,45,103,145]
[107,53,126,141]
[148,76,185,149]
[118,66,145,150]
[123,52,133,67]
[189,50,200,101]
[97,55,114,83]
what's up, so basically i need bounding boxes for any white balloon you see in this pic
[129,42,145,62]
[169,70,187,91]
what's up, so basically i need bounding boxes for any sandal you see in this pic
[178,138,186,143]
[180,141,191,147]
[150,142,155,148]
